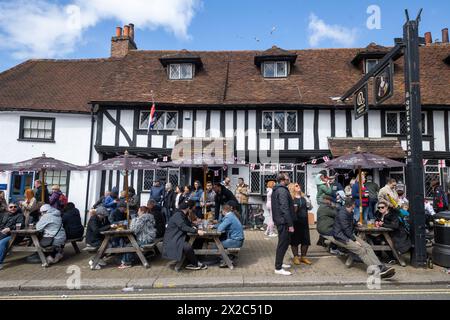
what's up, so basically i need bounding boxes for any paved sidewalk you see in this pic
[0,228,448,291]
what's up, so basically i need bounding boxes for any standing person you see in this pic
[365,175,379,221]
[150,180,165,206]
[201,182,216,218]
[223,177,233,191]
[235,178,249,227]
[0,191,7,213]
[174,186,183,209]
[378,178,399,208]
[352,174,370,223]
[62,203,84,240]
[19,189,39,225]
[127,187,140,219]
[162,200,208,271]
[396,184,409,207]
[190,181,204,219]
[213,183,238,221]
[288,183,312,266]
[163,183,176,223]
[0,203,24,270]
[36,204,66,265]
[34,180,50,204]
[431,180,449,213]
[333,198,396,278]
[147,199,166,238]
[271,173,295,276]
[315,170,333,207]
[264,181,277,237]
[329,175,344,204]
[49,185,67,211]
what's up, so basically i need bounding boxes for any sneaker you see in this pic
[282,263,292,269]
[46,255,55,264]
[380,266,396,279]
[118,263,132,269]
[89,259,106,268]
[268,233,278,238]
[185,263,208,270]
[53,253,63,264]
[275,269,292,276]
[329,248,345,256]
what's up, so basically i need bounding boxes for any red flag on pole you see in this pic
[148,102,156,133]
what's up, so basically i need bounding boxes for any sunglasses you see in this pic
[377,206,386,209]
[9,206,17,209]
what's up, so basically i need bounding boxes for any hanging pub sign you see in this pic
[374,60,394,106]
[354,84,369,120]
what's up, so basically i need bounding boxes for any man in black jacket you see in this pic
[0,203,24,270]
[162,200,207,271]
[271,173,294,276]
[34,180,50,204]
[333,198,396,279]
[86,207,110,248]
[147,199,166,238]
[213,183,238,220]
[162,183,176,224]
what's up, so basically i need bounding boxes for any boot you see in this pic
[292,256,301,265]
[300,257,312,265]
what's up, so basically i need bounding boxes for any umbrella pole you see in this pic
[358,166,363,224]
[41,169,45,203]
[203,165,207,220]
[125,170,130,227]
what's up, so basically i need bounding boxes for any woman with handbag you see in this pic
[36,204,66,265]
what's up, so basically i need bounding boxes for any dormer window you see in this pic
[364,59,379,74]
[169,63,193,80]
[159,49,203,80]
[263,61,288,78]
[255,46,297,79]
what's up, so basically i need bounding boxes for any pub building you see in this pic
[0,24,449,221]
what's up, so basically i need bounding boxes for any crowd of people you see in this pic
[0,181,84,270]
[86,179,245,270]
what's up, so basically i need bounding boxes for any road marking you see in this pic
[2,289,450,300]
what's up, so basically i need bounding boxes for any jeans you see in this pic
[0,236,12,264]
[353,206,369,223]
[275,224,290,270]
[162,207,171,226]
[240,204,248,226]
[212,239,244,249]
[334,236,382,268]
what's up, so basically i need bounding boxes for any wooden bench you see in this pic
[41,237,84,254]
[141,238,163,256]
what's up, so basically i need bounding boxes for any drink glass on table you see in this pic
[367,219,375,229]
[28,223,35,230]
[15,223,21,230]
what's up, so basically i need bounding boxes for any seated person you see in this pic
[316,195,342,255]
[104,187,119,212]
[332,198,396,279]
[214,200,244,267]
[36,204,67,265]
[62,203,84,240]
[119,206,157,269]
[374,200,411,256]
[147,199,165,238]
[109,202,127,224]
[86,207,110,249]
[0,203,25,270]
[162,200,208,271]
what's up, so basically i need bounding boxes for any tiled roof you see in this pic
[0,43,449,112]
[0,58,119,113]
[328,137,405,158]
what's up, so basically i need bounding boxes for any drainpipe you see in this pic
[84,104,96,227]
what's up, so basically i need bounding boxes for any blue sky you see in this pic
[0,0,448,72]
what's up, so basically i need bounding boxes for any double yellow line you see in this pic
[2,288,450,300]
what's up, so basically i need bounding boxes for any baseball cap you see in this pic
[40,204,51,213]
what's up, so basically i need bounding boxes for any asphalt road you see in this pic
[1,285,449,300]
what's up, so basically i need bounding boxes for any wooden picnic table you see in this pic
[354,225,406,267]
[175,229,236,271]
[90,229,150,270]
[6,229,49,267]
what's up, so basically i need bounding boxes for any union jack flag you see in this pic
[422,159,428,166]
[439,159,446,168]
[323,156,330,162]
[147,102,156,133]
[311,159,317,164]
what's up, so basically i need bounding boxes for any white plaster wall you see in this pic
[119,110,134,147]
[182,110,193,137]
[368,110,382,138]
[195,110,207,138]
[210,111,221,138]
[318,110,331,149]
[433,111,446,151]
[236,111,245,151]
[102,110,116,146]
[303,110,315,149]
[351,111,365,137]
[334,111,347,137]
[247,110,257,151]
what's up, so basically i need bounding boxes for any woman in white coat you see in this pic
[264,181,277,237]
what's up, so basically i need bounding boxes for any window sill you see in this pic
[17,138,55,143]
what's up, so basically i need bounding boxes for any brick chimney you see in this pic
[111,24,137,58]
[442,28,449,43]
[424,32,432,45]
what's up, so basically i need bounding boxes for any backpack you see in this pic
[58,193,68,208]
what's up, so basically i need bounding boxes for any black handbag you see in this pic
[39,223,63,248]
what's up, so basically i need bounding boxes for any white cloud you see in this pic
[308,13,357,47]
[0,0,201,59]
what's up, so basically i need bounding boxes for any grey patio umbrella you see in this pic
[324,149,405,224]
[84,151,161,225]
[0,153,83,203]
